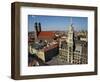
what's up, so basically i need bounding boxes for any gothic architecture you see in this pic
[58,18,87,64]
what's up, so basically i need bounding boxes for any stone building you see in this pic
[57,19,87,64]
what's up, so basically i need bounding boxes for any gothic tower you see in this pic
[67,18,75,64]
[38,22,42,32]
[34,22,42,41]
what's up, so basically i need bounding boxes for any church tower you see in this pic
[67,18,75,64]
[34,22,42,41]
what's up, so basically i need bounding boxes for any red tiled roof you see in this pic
[38,31,55,39]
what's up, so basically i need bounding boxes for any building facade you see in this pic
[57,23,87,64]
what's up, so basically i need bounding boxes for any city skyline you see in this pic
[28,15,88,32]
[28,15,88,66]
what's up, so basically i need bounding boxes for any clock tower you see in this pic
[67,18,75,64]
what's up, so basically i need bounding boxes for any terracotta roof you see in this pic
[38,31,55,39]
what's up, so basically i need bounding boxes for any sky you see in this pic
[28,15,88,32]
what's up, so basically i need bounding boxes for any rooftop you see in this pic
[38,31,55,39]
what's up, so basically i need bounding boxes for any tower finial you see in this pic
[70,17,72,25]
[69,17,73,31]
[70,17,73,27]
